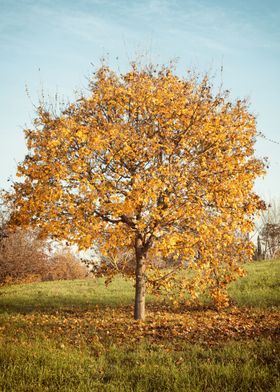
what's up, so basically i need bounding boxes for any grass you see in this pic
[0,276,137,314]
[0,340,279,392]
[0,259,279,391]
[228,259,280,308]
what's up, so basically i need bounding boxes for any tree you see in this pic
[260,223,280,259]
[8,63,265,320]
[255,235,263,260]
[257,198,280,259]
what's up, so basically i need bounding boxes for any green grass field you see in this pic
[0,259,279,391]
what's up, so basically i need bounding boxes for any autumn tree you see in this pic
[8,63,265,320]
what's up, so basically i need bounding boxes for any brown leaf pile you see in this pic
[1,305,279,349]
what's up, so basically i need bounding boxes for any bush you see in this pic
[47,252,89,281]
[0,228,89,285]
[0,228,49,285]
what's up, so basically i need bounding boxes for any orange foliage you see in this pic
[7,62,265,318]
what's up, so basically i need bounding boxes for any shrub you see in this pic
[47,252,89,281]
[0,229,89,285]
[0,228,49,285]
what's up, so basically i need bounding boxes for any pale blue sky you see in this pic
[0,0,279,200]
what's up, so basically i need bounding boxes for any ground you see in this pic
[0,259,279,391]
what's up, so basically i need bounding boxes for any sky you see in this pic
[0,0,279,201]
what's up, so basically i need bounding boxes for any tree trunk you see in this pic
[134,238,146,320]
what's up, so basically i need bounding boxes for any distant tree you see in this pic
[7,62,265,319]
[257,199,280,259]
[254,235,263,260]
[0,196,9,240]
[261,223,280,259]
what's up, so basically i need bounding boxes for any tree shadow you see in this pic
[0,280,136,315]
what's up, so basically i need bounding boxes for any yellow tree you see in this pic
[8,63,265,320]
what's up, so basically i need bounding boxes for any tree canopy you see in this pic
[8,63,265,319]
